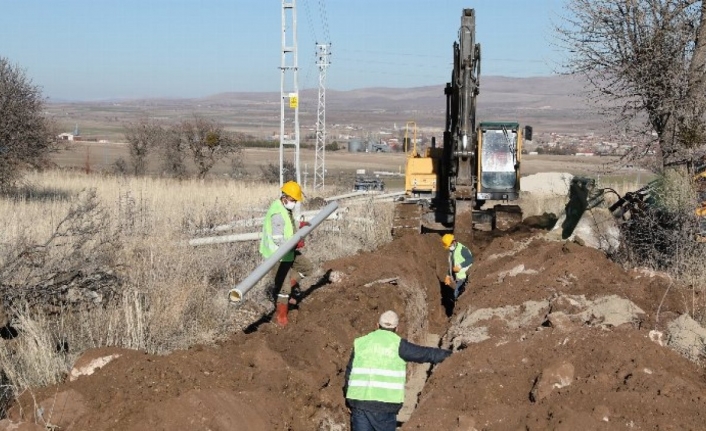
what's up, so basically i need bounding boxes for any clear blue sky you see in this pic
[0,0,567,101]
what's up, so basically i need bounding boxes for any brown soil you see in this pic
[4,229,706,431]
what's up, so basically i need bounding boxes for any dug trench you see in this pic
[4,229,706,430]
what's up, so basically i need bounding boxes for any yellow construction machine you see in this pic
[393,8,531,238]
[403,121,438,195]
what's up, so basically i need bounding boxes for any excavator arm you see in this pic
[443,8,481,202]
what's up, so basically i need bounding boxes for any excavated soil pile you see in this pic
[3,230,706,430]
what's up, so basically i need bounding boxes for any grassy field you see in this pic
[51,141,652,190]
[0,169,393,394]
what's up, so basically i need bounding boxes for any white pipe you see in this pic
[347,217,374,225]
[324,191,370,201]
[344,191,406,205]
[189,232,261,246]
[228,201,339,303]
[202,209,343,232]
[373,191,406,199]
[372,171,404,177]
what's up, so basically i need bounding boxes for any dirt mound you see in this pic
[6,229,706,430]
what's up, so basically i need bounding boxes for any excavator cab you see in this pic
[469,122,529,231]
[477,122,524,201]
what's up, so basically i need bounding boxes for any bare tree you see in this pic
[0,57,56,190]
[124,118,164,176]
[178,117,241,179]
[557,0,706,172]
[160,128,187,179]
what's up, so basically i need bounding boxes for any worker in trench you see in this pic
[441,234,474,301]
[344,310,452,431]
[259,180,314,327]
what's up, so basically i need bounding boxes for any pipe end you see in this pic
[228,288,243,303]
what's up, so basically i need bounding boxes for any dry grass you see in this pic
[0,170,393,397]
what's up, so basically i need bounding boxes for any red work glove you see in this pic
[296,219,310,249]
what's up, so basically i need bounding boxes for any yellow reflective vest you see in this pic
[346,329,406,404]
[259,199,295,262]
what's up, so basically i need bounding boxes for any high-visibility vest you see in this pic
[259,199,295,262]
[346,329,406,404]
[452,243,472,280]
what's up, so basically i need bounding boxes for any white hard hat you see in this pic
[379,310,399,329]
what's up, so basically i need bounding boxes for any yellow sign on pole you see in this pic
[289,93,298,109]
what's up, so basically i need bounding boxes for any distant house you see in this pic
[58,133,74,141]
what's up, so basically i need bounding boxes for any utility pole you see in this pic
[280,0,300,186]
[314,42,331,191]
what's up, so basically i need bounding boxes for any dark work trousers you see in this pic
[273,251,313,304]
[454,278,467,300]
[350,407,397,431]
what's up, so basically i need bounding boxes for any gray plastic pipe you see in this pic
[196,209,344,234]
[324,190,369,201]
[228,201,339,303]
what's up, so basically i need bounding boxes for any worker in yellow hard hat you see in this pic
[441,234,474,301]
[260,181,313,327]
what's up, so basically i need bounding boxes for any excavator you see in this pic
[393,8,532,238]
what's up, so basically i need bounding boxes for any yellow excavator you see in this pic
[393,8,531,238]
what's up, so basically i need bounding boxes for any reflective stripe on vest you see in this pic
[259,199,294,262]
[346,330,406,404]
[453,244,471,280]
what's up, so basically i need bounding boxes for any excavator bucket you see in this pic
[559,177,608,239]
[493,204,523,231]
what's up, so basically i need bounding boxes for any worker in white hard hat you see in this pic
[260,180,314,327]
[441,233,474,301]
[344,310,452,431]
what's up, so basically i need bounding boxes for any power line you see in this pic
[301,0,318,43]
[338,48,549,64]
[317,0,330,43]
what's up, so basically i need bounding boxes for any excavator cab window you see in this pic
[480,129,517,190]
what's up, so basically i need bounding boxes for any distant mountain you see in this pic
[198,75,602,133]
[47,75,607,138]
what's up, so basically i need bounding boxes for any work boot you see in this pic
[274,303,289,327]
[289,278,301,305]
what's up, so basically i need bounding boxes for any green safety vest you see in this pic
[346,329,407,404]
[259,199,295,262]
[452,243,472,280]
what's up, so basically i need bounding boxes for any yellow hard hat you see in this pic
[281,181,303,202]
[441,233,455,249]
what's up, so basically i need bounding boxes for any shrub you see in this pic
[260,160,297,184]
[0,57,56,191]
